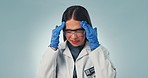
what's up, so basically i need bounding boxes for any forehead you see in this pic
[66,19,82,29]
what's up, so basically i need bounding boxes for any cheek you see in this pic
[81,33,86,40]
[65,35,70,40]
[65,36,68,40]
[79,35,86,41]
[81,36,86,41]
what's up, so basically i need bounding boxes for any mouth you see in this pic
[70,40,80,44]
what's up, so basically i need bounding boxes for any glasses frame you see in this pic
[64,28,85,37]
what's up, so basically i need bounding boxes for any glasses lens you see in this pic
[64,28,85,37]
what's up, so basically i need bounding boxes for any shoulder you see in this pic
[58,41,67,50]
[97,45,109,55]
[90,44,110,58]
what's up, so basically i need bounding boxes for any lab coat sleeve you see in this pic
[37,47,58,78]
[89,45,116,78]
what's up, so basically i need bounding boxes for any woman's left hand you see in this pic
[80,21,100,50]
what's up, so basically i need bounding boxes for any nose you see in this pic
[70,33,78,39]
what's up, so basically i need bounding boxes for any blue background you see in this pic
[0,0,148,78]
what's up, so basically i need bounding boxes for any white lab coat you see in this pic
[37,41,116,78]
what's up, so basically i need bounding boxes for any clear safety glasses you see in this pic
[64,28,85,37]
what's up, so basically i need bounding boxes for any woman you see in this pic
[37,5,116,78]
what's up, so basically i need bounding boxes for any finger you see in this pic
[94,27,97,32]
[80,21,87,27]
[58,21,65,31]
[83,21,92,33]
[87,23,93,30]
[94,27,98,36]
[80,21,90,33]
[55,21,66,31]
[55,25,58,28]
[60,21,66,29]
[80,21,85,28]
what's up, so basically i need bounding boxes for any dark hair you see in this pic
[62,5,92,41]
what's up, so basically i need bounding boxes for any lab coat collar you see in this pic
[59,40,91,60]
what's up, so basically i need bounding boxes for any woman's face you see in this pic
[65,19,85,46]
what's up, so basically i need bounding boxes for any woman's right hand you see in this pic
[49,22,66,49]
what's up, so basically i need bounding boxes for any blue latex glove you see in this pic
[80,21,100,50]
[49,22,66,49]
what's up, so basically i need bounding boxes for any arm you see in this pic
[37,48,58,78]
[80,21,116,78]
[89,45,116,78]
[37,22,65,78]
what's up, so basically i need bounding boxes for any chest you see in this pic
[56,54,96,78]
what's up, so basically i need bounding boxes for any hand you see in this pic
[80,21,100,50]
[49,22,66,49]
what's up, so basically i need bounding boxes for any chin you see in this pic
[71,43,80,47]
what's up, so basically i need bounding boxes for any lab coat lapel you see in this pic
[59,41,73,58]
[63,47,73,58]
[76,41,91,61]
